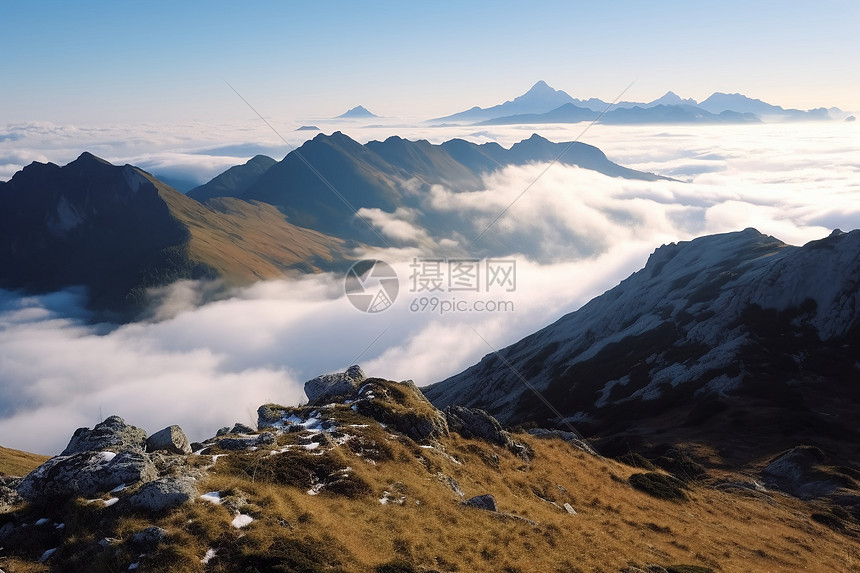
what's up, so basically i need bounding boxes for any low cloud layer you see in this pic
[1,122,858,455]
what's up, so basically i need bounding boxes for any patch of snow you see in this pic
[40,548,57,562]
[98,451,117,463]
[55,523,65,529]
[231,513,254,528]
[35,518,50,526]
[201,548,217,564]
[128,562,139,570]
[307,483,324,496]
[103,497,119,507]
[110,483,126,493]
[200,492,222,504]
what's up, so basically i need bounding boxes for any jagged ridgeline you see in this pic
[1,366,858,572]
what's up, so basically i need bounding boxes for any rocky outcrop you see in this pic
[305,365,366,404]
[217,432,276,451]
[445,405,531,460]
[61,416,147,455]
[354,380,448,442]
[146,425,192,455]
[127,477,198,512]
[17,416,203,509]
[18,451,157,503]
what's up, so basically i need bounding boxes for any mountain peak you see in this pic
[514,80,571,103]
[72,151,113,167]
[526,80,553,93]
[337,105,378,119]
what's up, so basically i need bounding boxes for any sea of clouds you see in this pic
[1,120,858,454]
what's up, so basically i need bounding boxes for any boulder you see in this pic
[464,494,497,512]
[446,405,531,460]
[61,416,147,456]
[445,406,510,445]
[217,432,276,451]
[146,425,192,455]
[131,526,169,548]
[18,451,156,503]
[305,365,366,404]
[230,423,256,434]
[128,477,197,512]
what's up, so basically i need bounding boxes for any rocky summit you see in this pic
[1,368,859,572]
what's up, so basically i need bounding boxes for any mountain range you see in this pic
[188,131,667,242]
[430,81,840,125]
[0,133,667,318]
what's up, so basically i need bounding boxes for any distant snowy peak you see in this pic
[425,228,860,428]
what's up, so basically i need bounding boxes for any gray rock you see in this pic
[0,477,23,512]
[217,432,276,451]
[61,416,147,456]
[131,526,169,548]
[215,426,231,437]
[445,406,509,444]
[146,425,192,455]
[446,405,531,459]
[464,494,497,512]
[304,365,366,404]
[127,477,197,512]
[230,423,256,434]
[18,451,156,503]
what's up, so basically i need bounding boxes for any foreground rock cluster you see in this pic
[1,366,858,573]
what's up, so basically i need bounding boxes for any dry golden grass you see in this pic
[0,445,49,477]
[3,393,860,572]
[145,172,350,283]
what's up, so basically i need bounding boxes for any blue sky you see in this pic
[1,0,858,125]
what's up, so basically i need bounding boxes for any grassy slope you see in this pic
[0,446,49,477]
[2,380,857,572]
[147,172,350,283]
